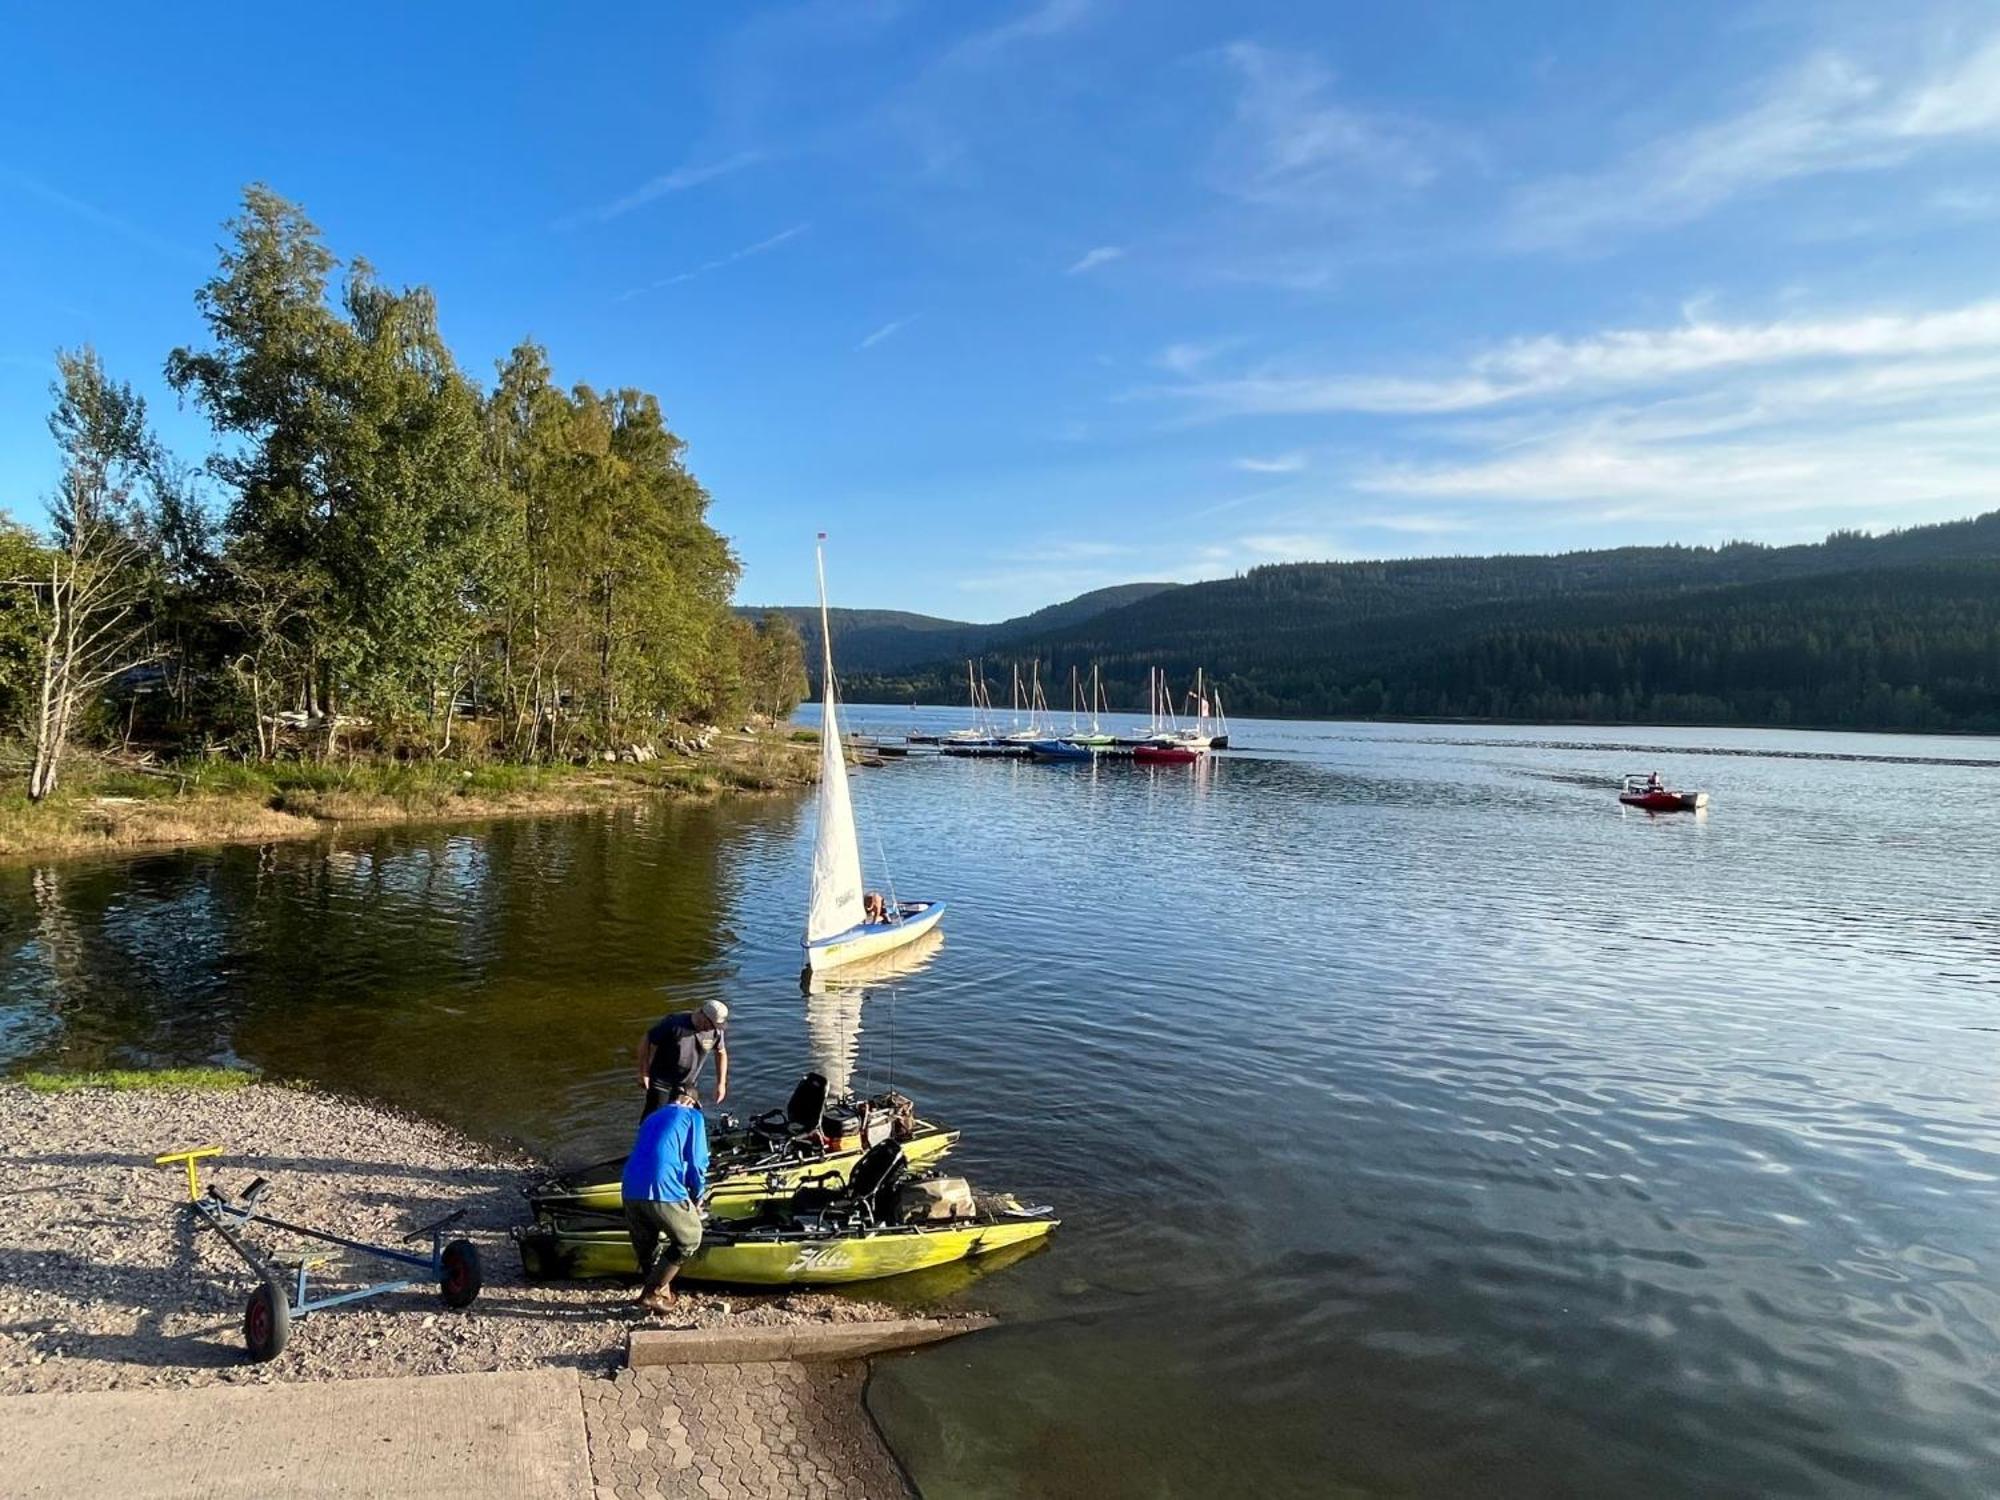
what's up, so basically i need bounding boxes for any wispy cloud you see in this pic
[1232,451,1308,473]
[567,150,766,228]
[1066,245,1125,275]
[1157,341,1225,377]
[615,223,810,302]
[856,315,916,351]
[1148,289,2000,537]
[944,0,1095,67]
[1211,41,1457,204]
[1511,33,2000,246]
[0,165,201,264]
[1153,298,2000,416]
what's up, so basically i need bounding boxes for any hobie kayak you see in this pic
[524,1076,959,1222]
[515,1143,1058,1286]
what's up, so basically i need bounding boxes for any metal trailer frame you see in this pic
[157,1146,483,1361]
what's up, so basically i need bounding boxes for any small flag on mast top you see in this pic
[817,531,828,540]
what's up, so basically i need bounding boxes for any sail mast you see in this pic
[806,535,866,945]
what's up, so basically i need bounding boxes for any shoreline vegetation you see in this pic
[0,727,816,860]
[2,183,813,828]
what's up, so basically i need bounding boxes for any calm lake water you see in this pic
[5,714,2000,1497]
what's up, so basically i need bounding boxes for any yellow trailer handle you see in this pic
[155,1146,223,1201]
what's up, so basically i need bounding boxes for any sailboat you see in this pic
[1069,665,1115,748]
[804,536,947,975]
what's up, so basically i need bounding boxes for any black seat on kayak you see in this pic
[848,1141,908,1223]
[788,1142,907,1222]
[753,1073,828,1140]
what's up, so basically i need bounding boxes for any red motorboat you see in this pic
[1133,742,1201,765]
[1618,773,1708,813]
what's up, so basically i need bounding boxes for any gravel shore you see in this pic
[0,1083,906,1395]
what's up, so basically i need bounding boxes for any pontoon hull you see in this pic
[517,1212,1058,1285]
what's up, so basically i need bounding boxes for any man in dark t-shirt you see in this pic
[637,1000,729,1119]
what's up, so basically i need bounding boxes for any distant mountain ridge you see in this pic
[834,512,2000,733]
[736,582,1178,675]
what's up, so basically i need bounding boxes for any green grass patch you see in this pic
[18,1066,257,1093]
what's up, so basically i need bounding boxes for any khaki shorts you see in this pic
[625,1197,703,1268]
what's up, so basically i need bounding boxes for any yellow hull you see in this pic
[530,1125,959,1221]
[517,1213,1057,1285]
[804,901,946,974]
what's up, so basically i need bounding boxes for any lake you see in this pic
[4,713,1999,1497]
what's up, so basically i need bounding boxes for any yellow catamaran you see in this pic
[802,534,945,975]
[517,1142,1057,1285]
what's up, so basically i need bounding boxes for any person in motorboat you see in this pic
[621,1082,708,1313]
[637,999,729,1119]
[1646,770,1664,791]
[863,891,888,925]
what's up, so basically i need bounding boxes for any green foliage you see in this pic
[0,521,52,727]
[0,182,761,769]
[477,344,742,755]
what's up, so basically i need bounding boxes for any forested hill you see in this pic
[840,513,2000,733]
[737,581,1177,674]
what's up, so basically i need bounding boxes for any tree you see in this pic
[168,187,493,756]
[18,349,165,798]
[749,610,806,719]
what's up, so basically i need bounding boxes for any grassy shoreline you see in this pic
[0,730,817,860]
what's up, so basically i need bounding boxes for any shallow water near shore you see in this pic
[3,714,1999,1497]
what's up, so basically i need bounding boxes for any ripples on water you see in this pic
[2,715,1998,1497]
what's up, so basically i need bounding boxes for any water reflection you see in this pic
[3,717,1999,1498]
[801,926,944,1094]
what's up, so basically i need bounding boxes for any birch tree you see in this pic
[22,349,163,799]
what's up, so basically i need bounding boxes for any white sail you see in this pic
[807,539,867,945]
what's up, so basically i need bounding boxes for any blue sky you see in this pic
[6,2,2000,618]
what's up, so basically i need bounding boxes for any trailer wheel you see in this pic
[440,1239,482,1308]
[244,1280,290,1361]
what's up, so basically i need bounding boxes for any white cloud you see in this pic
[1155,298,2000,416]
[1232,452,1307,473]
[1157,341,1224,376]
[856,316,917,351]
[616,223,810,301]
[1066,245,1126,275]
[1511,34,2000,246]
[1150,289,2000,538]
[1236,531,1343,559]
[1212,42,1453,204]
[944,0,1095,67]
[1360,425,2000,521]
[576,151,766,227]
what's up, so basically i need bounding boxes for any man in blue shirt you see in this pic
[621,1083,709,1311]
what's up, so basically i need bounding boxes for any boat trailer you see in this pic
[157,1146,483,1362]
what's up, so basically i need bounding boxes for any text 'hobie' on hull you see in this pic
[802,533,945,976]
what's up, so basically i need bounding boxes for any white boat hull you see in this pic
[805,900,947,973]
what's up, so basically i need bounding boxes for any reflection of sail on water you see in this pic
[800,926,947,1093]
[804,987,864,1095]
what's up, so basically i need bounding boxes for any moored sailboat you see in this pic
[803,536,946,975]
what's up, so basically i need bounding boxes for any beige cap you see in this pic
[700,1000,730,1026]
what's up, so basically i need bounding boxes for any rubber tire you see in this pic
[244,1280,290,1362]
[440,1239,482,1308]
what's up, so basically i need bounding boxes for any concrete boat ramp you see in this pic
[0,1320,972,1498]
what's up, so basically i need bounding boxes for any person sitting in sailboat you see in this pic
[863,891,887,925]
